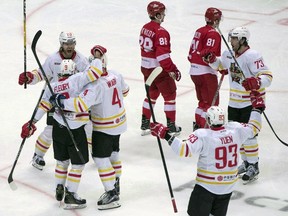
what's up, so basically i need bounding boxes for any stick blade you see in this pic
[31,30,42,51]
[9,181,18,191]
[145,67,162,87]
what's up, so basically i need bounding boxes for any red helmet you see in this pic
[147,1,166,17]
[205,7,222,23]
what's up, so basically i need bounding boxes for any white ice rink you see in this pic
[1,0,288,215]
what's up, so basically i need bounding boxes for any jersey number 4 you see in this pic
[215,144,237,169]
[112,88,122,108]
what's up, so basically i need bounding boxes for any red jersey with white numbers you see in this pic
[139,21,178,73]
[187,25,221,75]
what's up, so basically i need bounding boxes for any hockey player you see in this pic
[85,45,108,152]
[149,91,265,216]
[18,32,90,170]
[139,1,182,136]
[21,59,103,209]
[201,26,273,183]
[187,7,227,130]
[51,46,129,210]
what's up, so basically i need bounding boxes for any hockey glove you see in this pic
[200,49,216,64]
[90,45,107,56]
[49,94,66,108]
[21,121,37,138]
[150,122,169,139]
[169,69,181,81]
[18,72,34,85]
[242,77,261,91]
[250,91,265,112]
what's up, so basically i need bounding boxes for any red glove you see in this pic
[150,122,169,139]
[242,77,261,91]
[169,69,181,81]
[21,121,37,138]
[219,69,228,75]
[90,45,107,56]
[250,91,265,111]
[18,72,34,85]
[200,49,216,64]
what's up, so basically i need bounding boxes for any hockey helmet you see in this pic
[206,106,226,127]
[205,7,222,23]
[59,59,76,78]
[147,1,166,17]
[228,26,250,42]
[59,31,76,45]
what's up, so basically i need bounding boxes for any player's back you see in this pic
[193,124,244,194]
[90,70,128,135]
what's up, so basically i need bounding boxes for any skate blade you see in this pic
[237,173,245,178]
[141,129,151,136]
[98,201,121,210]
[64,203,87,210]
[169,131,181,137]
[32,163,44,171]
[242,175,259,185]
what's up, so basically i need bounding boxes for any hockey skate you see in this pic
[167,119,181,136]
[97,188,121,210]
[141,115,151,136]
[32,153,45,171]
[237,160,248,177]
[115,177,120,195]
[242,162,259,185]
[55,184,64,201]
[64,188,87,210]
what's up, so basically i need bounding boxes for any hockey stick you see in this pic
[217,26,288,146]
[8,83,46,190]
[23,0,27,89]
[31,30,85,163]
[204,73,225,128]
[145,67,178,213]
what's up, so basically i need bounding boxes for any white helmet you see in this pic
[206,106,226,127]
[59,31,76,45]
[59,59,76,78]
[228,26,250,42]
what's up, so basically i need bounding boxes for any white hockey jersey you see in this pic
[63,70,129,135]
[33,59,103,129]
[170,110,262,195]
[210,48,273,108]
[30,51,89,84]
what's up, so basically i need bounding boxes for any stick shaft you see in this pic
[23,0,27,89]
[145,67,178,213]
[8,84,46,186]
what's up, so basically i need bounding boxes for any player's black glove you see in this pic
[49,94,66,108]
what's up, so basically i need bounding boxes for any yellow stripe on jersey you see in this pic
[93,118,126,130]
[73,96,88,113]
[39,100,52,112]
[197,168,238,175]
[196,177,238,185]
[87,65,103,82]
[92,109,126,121]
[257,71,273,81]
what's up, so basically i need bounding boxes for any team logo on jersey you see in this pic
[230,63,243,84]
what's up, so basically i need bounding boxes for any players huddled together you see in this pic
[18,1,272,216]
